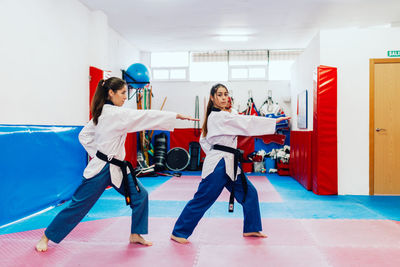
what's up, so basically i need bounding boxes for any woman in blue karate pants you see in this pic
[36,77,196,251]
[171,83,289,244]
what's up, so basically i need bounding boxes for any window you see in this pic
[152,69,169,80]
[152,68,188,81]
[170,69,186,79]
[149,49,302,82]
[229,66,268,80]
[228,50,268,66]
[151,52,188,67]
[189,51,228,81]
[228,50,268,80]
[151,52,189,81]
[231,68,248,79]
[249,67,266,78]
[268,50,302,80]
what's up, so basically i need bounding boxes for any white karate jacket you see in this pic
[79,104,177,188]
[200,110,276,181]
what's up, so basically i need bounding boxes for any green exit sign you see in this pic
[388,50,400,57]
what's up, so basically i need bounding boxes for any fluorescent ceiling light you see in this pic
[219,36,249,42]
[370,23,391,28]
[360,23,391,29]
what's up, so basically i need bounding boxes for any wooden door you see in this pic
[370,58,400,195]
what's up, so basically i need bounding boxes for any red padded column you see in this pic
[312,66,338,194]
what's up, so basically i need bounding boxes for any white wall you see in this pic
[107,28,141,79]
[107,28,141,110]
[149,80,292,128]
[0,0,140,125]
[290,33,320,131]
[88,10,108,71]
[291,27,400,195]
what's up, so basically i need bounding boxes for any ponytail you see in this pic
[201,83,228,137]
[90,77,127,125]
[201,99,213,137]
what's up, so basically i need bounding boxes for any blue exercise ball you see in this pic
[125,63,150,89]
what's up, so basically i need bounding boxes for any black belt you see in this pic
[96,151,140,206]
[212,144,248,213]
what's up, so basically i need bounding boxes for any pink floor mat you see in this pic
[150,175,283,202]
[1,217,400,267]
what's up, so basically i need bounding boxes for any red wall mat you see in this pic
[169,129,257,172]
[237,136,255,172]
[89,66,103,119]
[169,128,205,161]
[125,133,137,167]
[290,131,312,190]
[312,65,338,195]
[259,134,286,145]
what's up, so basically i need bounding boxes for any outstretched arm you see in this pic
[119,109,199,133]
[176,114,200,121]
[208,112,289,138]
[276,116,290,123]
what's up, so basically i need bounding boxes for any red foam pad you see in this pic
[301,219,400,247]
[312,66,338,195]
[196,243,327,267]
[322,247,400,267]
[1,218,400,267]
[196,218,316,247]
[0,218,200,267]
[149,175,282,202]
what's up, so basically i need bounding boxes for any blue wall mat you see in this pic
[254,137,282,153]
[0,125,86,226]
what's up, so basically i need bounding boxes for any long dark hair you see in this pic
[201,83,228,137]
[91,77,127,125]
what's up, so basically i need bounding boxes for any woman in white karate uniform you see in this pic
[171,83,289,243]
[36,77,197,251]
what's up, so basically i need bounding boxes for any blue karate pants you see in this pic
[45,164,148,243]
[172,159,262,239]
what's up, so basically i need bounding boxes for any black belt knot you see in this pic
[212,144,248,213]
[96,151,140,205]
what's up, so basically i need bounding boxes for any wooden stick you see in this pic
[160,96,167,110]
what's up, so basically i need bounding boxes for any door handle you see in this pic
[376,128,386,132]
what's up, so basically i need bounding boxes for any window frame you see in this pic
[228,65,268,81]
[151,67,189,81]
[149,49,302,82]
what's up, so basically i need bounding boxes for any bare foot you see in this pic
[129,233,153,246]
[243,232,268,238]
[36,234,49,252]
[170,234,189,244]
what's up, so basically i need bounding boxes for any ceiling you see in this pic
[79,0,400,52]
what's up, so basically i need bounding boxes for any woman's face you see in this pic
[211,86,229,110]
[108,85,128,107]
